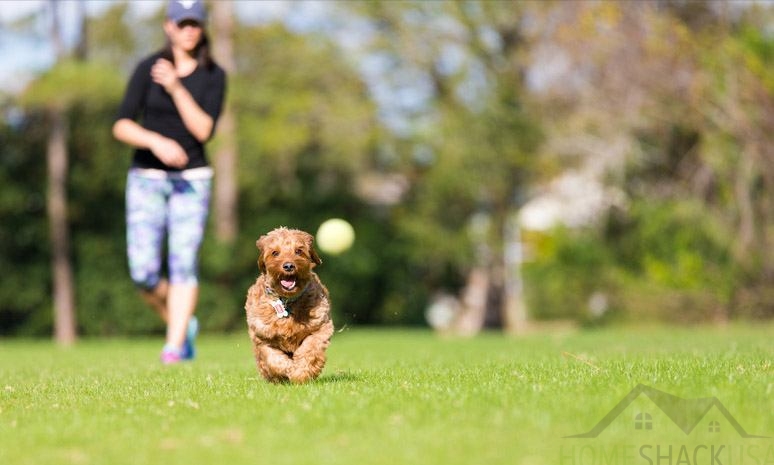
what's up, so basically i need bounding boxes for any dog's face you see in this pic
[256,228,322,297]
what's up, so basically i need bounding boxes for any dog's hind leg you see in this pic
[287,321,334,383]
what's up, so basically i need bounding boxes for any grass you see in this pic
[1,325,773,465]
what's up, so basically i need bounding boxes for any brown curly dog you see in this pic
[245,227,334,383]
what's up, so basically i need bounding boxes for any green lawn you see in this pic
[1,325,773,465]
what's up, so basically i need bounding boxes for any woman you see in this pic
[112,0,226,364]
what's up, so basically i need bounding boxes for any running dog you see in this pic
[245,227,334,383]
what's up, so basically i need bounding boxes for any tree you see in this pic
[520,1,774,322]
[47,0,76,345]
[19,2,125,341]
[210,0,239,245]
[344,0,543,333]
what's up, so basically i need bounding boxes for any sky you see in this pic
[0,0,426,135]
[0,0,327,93]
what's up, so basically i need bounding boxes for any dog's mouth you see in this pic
[280,277,297,291]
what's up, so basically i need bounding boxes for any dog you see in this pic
[245,227,334,383]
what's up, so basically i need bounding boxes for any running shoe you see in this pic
[160,344,183,365]
[182,316,199,360]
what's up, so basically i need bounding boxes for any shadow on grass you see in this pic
[315,370,361,384]
[264,370,361,386]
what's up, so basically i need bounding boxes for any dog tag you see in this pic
[272,299,289,318]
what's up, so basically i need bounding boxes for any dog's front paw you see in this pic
[256,344,296,382]
[287,353,327,383]
[287,368,316,384]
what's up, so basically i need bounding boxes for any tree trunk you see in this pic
[47,109,76,345]
[502,214,528,334]
[211,0,239,244]
[453,267,490,336]
[735,146,756,261]
[47,0,76,345]
[73,0,87,60]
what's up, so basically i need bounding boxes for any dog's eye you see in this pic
[271,251,279,257]
[295,248,304,256]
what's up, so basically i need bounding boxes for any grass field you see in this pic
[1,325,773,465]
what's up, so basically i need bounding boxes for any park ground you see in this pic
[1,325,773,465]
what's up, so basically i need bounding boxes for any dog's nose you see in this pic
[282,262,295,272]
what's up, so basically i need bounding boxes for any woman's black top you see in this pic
[115,52,226,171]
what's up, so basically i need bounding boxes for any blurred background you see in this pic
[1,0,772,342]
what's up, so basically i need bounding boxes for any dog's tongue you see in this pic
[281,278,296,290]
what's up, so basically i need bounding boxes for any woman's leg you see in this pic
[165,283,198,348]
[126,170,168,317]
[165,178,212,353]
[139,278,169,322]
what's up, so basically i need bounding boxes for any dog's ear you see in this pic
[256,236,268,273]
[303,231,322,266]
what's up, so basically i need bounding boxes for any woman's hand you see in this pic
[151,59,181,94]
[113,119,188,168]
[149,58,214,143]
[149,134,188,168]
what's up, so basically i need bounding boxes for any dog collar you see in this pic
[265,282,310,318]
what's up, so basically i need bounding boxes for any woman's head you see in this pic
[164,18,204,53]
[166,0,206,26]
[161,0,214,69]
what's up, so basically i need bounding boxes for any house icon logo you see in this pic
[566,384,768,439]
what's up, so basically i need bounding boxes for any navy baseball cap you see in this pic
[167,0,207,24]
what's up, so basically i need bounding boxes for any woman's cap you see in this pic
[167,0,207,24]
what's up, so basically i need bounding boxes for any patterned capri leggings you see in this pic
[126,168,212,290]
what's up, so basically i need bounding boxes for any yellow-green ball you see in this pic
[316,218,355,255]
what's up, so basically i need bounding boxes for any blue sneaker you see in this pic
[181,316,199,360]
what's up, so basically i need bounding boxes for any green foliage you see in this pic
[207,23,400,327]
[738,25,774,93]
[524,199,741,325]
[354,0,545,312]
[18,59,124,111]
[612,201,734,289]
[607,200,739,323]
[3,1,774,336]
[521,2,774,327]
[0,113,51,335]
[84,2,137,69]
[523,227,616,324]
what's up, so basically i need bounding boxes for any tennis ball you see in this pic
[316,218,355,255]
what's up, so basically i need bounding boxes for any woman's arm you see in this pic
[151,59,214,143]
[112,118,189,169]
